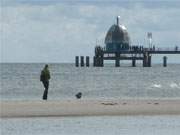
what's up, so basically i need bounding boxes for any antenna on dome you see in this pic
[117,16,120,25]
[147,32,152,49]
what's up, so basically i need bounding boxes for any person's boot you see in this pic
[43,90,47,100]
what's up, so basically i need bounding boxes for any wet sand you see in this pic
[1,99,180,118]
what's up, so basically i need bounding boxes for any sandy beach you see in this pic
[1,99,180,118]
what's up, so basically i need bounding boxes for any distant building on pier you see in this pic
[105,16,130,52]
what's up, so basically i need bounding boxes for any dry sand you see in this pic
[1,99,180,118]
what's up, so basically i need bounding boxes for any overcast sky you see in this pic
[1,0,180,63]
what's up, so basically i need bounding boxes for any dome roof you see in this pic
[105,24,130,45]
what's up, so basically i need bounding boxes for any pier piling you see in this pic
[93,57,103,67]
[80,56,84,67]
[143,53,151,67]
[75,56,79,67]
[86,56,90,67]
[132,59,136,67]
[93,56,96,67]
[163,56,167,67]
[115,59,120,67]
[148,55,152,67]
[98,57,104,67]
[115,53,120,67]
[143,54,147,67]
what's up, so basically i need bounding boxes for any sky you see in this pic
[1,0,180,63]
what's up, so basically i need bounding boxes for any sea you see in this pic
[1,63,180,135]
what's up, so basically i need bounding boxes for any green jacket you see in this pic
[40,67,50,82]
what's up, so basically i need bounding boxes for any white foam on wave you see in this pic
[153,84,162,88]
[170,83,180,89]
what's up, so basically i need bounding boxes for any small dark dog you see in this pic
[75,92,82,99]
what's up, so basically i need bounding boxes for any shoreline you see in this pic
[1,99,180,118]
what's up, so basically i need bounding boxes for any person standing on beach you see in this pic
[40,64,51,100]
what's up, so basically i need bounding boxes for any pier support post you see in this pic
[143,53,151,67]
[115,59,120,67]
[101,57,104,67]
[80,56,84,67]
[93,56,96,67]
[132,59,136,67]
[143,58,145,67]
[86,56,90,67]
[163,56,167,67]
[98,57,104,67]
[143,54,147,67]
[115,53,120,67]
[93,57,103,67]
[148,55,152,67]
[75,56,79,67]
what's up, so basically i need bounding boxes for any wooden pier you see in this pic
[92,46,180,67]
[75,47,180,67]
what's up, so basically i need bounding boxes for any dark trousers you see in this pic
[42,81,49,100]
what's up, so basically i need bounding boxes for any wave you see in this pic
[153,84,162,88]
[170,83,180,89]
[152,82,180,89]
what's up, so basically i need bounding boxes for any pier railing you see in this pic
[95,45,180,53]
[155,47,179,51]
[75,46,179,67]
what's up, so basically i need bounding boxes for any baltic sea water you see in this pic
[1,63,180,100]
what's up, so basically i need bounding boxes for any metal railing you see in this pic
[96,45,179,52]
[156,47,179,51]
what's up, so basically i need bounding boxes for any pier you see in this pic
[75,16,180,67]
[93,46,180,67]
[75,47,180,67]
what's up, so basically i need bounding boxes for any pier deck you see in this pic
[93,47,180,67]
[75,47,180,67]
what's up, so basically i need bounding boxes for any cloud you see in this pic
[1,1,180,63]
